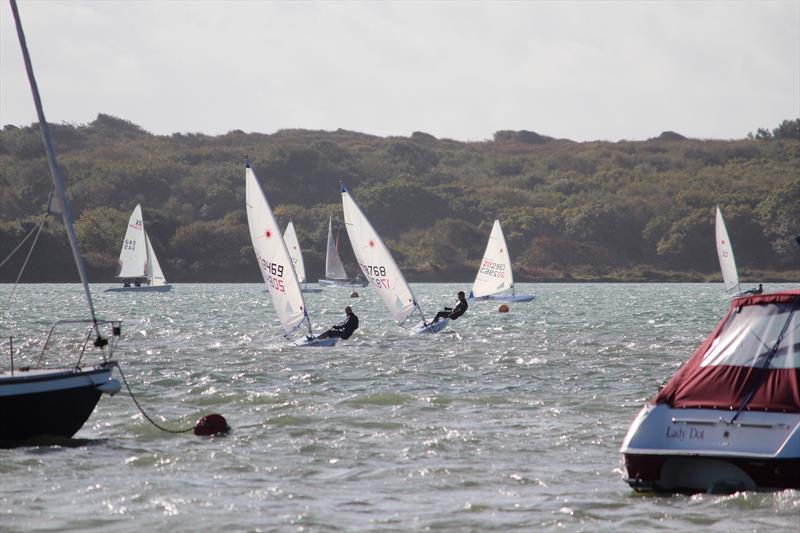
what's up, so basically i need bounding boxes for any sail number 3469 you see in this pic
[257,254,286,292]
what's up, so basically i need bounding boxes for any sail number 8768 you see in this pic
[363,265,386,277]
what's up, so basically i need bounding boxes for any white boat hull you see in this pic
[293,336,338,347]
[301,287,323,294]
[472,293,536,303]
[412,319,449,335]
[106,284,172,293]
[318,278,367,288]
[620,403,800,492]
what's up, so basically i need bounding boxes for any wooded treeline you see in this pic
[1,114,798,283]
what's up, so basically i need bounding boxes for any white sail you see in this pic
[325,216,349,280]
[471,220,514,298]
[246,162,308,336]
[283,221,306,284]
[117,204,148,279]
[144,231,167,286]
[341,186,419,324]
[715,206,740,293]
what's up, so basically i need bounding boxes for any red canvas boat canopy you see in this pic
[655,289,800,413]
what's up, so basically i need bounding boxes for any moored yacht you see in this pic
[621,289,800,493]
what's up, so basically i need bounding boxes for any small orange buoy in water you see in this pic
[194,413,230,436]
[498,304,509,313]
[351,291,359,298]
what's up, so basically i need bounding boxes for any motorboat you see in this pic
[621,289,800,493]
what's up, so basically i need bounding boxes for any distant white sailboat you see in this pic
[318,215,367,288]
[715,206,742,296]
[469,220,535,303]
[107,204,171,292]
[246,159,335,347]
[341,185,446,334]
[283,220,322,294]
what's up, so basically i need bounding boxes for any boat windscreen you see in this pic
[701,302,799,369]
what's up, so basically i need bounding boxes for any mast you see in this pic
[10,0,102,339]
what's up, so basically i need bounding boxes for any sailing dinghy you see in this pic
[318,216,367,288]
[469,220,535,303]
[107,204,171,292]
[715,206,744,297]
[246,160,335,347]
[1,0,122,444]
[341,185,446,334]
[283,220,322,294]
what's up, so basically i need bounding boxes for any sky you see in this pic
[1,1,798,142]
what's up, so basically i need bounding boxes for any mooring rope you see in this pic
[113,362,195,434]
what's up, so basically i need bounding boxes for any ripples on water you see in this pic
[1,283,798,531]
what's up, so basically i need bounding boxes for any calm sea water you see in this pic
[1,283,798,532]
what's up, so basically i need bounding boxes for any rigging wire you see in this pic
[1,213,47,325]
[113,362,195,434]
[0,214,45,270]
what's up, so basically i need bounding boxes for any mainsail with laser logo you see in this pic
[245,160,334,346]
[469,220,534,303]
[341,185,445,333]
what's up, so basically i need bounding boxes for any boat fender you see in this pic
[194,413,230,436]
[97,378,121,396]
[350,291,359,298]
[498,304,509,313]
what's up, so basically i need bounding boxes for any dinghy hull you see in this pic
[472,293,536,303]
[318,278,367,288]
[412,320,449,335]
[293,336,338,347]
[106,284,172,293]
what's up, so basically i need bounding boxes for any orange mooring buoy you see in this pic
[194,413,230,436]
[498,304,510,313]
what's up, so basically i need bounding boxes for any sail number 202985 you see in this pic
[479,259,506,279]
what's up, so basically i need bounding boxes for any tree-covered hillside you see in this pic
[1,114,798,283]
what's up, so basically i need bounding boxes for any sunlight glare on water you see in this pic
[1,283,797,531]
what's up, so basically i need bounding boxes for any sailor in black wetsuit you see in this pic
[432,291,468,323]
[319,306,359,340]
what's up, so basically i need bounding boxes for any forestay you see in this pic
[715,206,740,293]
[246,163,307,335]
[117,204,147,279]
[471,220,513,298]
[284,221,307,284]
[342,186,419,324]
[325,216,349,280]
